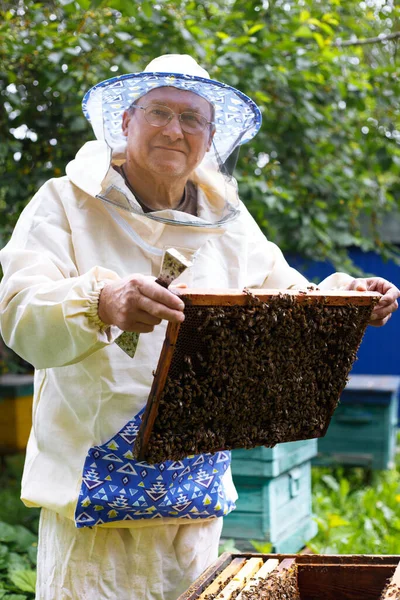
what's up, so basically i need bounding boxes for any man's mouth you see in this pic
[154,146,185,154]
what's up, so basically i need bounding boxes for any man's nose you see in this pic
[161,115,184,140]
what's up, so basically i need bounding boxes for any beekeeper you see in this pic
[0,54,398,600]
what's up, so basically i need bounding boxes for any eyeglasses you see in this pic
[130,104,214,134]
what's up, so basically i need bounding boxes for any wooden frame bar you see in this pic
[181,289,380,306]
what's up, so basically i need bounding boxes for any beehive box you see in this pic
[178,552,400,600]
[222,440,318,552]
[316,375,400,470]
[231,439,318,479]
[134,289,379,464]
[0,374,33,453]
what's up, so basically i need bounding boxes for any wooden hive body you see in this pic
[223,450,318,552]
[134,289,380,464]
[178,553,400,600]
[0,374,33,453]
[222,440,318,552]
[315,375,400,470]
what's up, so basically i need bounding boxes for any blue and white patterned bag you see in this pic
[75,409,235,527]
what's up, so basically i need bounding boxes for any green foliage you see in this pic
[218,538,240,555]
[249,540,273,554]
[0,0,399,271]
[0,457,38,599]
[0,456,39,532]
[309,460,400,554]
[0,520,37,598]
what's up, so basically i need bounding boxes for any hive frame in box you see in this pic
[134,289,380,463]
[177,552,400,600]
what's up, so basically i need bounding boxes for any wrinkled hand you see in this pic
[98,274,185,332]
[345,277,399,327]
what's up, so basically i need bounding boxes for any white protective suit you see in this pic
[0,140,353,598]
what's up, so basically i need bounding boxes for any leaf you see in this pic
[0,544,9,570]
[26,544,37,566]
[294,26,313,38]
[8,570,36,593]
[328,514,350,528]
[313,32,326,49]
[321,474,340,492]
[7,552,30,574]
[250,540,273,553]
[12,527,37,553]
[0,523,16,544]
[141,2,152,18]
[254,91,271,104]
[308,17,324,27]
[299,10,311,22]
[218,538,240,555]
[247,24,265,35]
[322,13,340,25]
[119,3,137,17]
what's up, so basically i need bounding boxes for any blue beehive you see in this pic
[315,375,400,470]
[287,244,400,420]
[222,439,318,552]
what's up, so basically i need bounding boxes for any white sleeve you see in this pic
[0,182,121,369]
[261,241,310,289]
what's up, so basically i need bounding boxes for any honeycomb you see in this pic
[194,556,299,600]
[135,292,376,463]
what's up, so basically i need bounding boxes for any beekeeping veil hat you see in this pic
[81,54,262,226]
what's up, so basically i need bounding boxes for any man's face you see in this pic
[121,87,214,179]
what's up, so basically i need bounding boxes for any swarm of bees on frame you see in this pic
[238,565,300,600]
[381,582,400,599]
[142,292,375,464]
[193,557,299,600]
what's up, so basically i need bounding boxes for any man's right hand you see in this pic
[98,274,185,332]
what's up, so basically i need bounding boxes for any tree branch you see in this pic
[333,30,400,47]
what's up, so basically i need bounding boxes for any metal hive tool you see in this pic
[134,289,380,463]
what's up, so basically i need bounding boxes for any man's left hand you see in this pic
[345,277,399,327]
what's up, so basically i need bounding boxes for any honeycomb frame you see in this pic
[134,289,380,463]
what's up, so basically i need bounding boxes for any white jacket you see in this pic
[0,141,352,526]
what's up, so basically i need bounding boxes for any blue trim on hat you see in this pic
[82,71,262,163]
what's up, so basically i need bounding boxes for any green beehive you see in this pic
[222,439,318,552]
[315,375,400,470]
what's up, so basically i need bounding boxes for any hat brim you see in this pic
[82,72,262,165]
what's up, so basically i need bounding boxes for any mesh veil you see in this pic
[83,73,261,228]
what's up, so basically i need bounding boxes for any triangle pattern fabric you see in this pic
[75,408,236,528]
